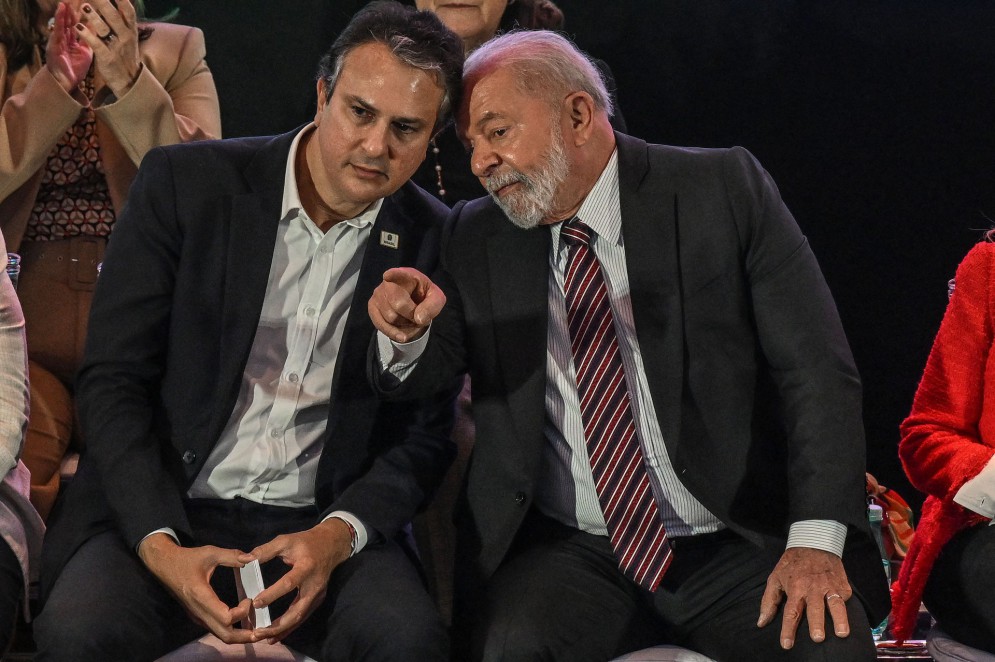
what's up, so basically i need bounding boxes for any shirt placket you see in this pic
[253,221,336,499]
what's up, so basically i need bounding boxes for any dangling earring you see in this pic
[430,138,446,200]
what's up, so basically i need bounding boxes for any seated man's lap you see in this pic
[37,502,446,662]
[472,514,876,662]
[292,540,448,661]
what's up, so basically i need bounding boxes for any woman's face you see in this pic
[415,0,508,52]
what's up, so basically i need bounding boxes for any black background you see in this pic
[147,0,995,512]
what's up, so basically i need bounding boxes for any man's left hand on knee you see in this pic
[756,547,854,650]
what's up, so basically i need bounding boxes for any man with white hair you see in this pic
[369,29,890,661]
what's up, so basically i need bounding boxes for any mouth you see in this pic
[350,163,387,180]
[493,181,521,198]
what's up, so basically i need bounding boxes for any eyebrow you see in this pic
[473,111,505,132]
[346,94,428,128]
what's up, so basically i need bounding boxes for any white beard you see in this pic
[485,129,570,230]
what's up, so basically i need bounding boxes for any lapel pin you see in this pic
[380,231,399,249]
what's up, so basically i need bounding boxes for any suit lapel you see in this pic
[488,222,551,470]
[317,193,413,493]
[211,134,291,439]
[616,134,685,455]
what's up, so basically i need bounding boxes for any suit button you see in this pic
[515,491,527,506]
[181,450,197,464]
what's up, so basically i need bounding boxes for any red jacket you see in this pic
[892,241,995,640]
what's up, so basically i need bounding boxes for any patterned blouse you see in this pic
[25,72,116,242]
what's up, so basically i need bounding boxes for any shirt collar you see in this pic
[281,124,383,231]
[552,148,621,248]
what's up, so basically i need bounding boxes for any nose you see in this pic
[470,143,499,179]
[361,123,390,158]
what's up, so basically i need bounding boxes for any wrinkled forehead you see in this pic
[456,65,517,138]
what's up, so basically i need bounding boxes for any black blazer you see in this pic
[41,129,457,600]
[378,132,890,621]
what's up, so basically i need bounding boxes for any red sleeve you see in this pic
[900,242,995,500]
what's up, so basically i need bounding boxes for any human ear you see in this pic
[565,91,596,145]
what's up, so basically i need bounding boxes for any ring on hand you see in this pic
[99,31,115,43]
[825,593,842,602]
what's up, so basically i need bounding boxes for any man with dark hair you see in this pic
[34,3,463,661]
[370,29,890,662]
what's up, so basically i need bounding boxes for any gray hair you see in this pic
[463,30,614,118]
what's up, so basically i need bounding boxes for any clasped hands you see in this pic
[368,267,446,343]
[137,518,352,645]
[46,0,141,98]
[758,547,855,650]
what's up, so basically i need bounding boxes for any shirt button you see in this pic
[287,372,299,383]
[304,306,316,317]
[270,428,281,439]
[515,491,527,506]
[181,450,197,464]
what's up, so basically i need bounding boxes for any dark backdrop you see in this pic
[147,0,995,512]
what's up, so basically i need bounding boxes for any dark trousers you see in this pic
[34,498,448,662]
[923,523,995,653]
[0,538,22,656]
[467,512,875,662]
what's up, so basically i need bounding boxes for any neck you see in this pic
[296,129,367,231]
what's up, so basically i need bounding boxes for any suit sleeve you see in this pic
[76,147,191,548]
[0,59,86,207]
[726,147,868,528]
[369,203,471,400]
[899,243,995,501]
[322,383,459,540]
[94,24,221,167]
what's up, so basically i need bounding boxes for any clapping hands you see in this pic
[45,0,142,99]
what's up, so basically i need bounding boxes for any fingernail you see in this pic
[82,4,92,11]
[812,630,825,642]
[781,638,793,649]
[75,22,84,30]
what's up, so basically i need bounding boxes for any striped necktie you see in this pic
[562,218,673,591]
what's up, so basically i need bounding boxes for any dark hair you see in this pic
[0,0,160,71]
[316,1,463,134]
[499,0,565,33]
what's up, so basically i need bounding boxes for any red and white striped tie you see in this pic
[562,218,673,591]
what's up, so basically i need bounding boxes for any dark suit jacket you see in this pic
[378,132,890,621]
[41,129,456,601]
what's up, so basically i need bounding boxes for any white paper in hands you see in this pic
[233,559,272,628]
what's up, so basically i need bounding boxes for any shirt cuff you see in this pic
[786,520,847,558]
[954,454,995,519]
[376,328,431,381]
[137,527,180,552]
[322,511,369,556]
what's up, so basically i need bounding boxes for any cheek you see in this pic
[391,141,432,176]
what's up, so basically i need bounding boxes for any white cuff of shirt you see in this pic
[322,511,369,556]
[954,454,995,521]
[785,519,847,558]
[376,328,430,380]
